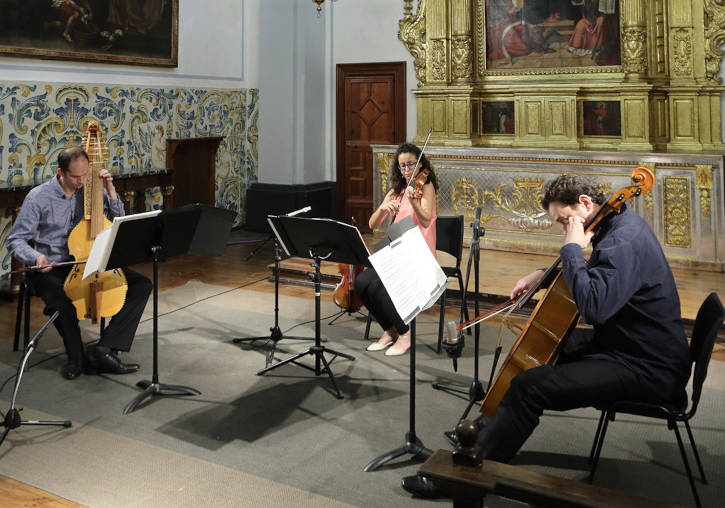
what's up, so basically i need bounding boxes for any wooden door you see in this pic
[336,62,406,231]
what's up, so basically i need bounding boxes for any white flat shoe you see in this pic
[385,343,410,356]
[367,341,392,352]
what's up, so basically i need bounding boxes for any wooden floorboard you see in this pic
[0,228,722,505]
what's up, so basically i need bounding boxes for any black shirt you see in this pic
[559,204,691,400]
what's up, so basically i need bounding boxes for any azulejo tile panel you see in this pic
[0,81,259,289]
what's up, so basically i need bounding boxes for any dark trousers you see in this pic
[29,266,152,364]
[477,329,661,463]
[354,267,409,335]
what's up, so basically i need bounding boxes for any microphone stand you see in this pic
[432,208,490,442]
[0,312,72,449]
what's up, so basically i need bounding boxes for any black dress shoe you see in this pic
[62,362,83,380]
[401,475,442,499]
[86,347,139,375]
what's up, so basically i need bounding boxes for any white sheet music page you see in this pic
[369,226,447,324]
[83,210,161,279]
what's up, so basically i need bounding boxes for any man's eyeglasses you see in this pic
[399,161,418,170]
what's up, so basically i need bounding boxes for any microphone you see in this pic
[444,320,465,372]
[286,206,311,217]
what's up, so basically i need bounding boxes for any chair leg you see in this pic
[13,282,26,352]
[683,419,707,484]
[588,410,606,464]
[437,290,447,354]
[589,410,611,483]
[672,421,702,508]
[364,312,372,341]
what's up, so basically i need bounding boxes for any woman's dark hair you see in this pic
[540,173,606,210]
[57,146,89,173]
[389,142,438,195]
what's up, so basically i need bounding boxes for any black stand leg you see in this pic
[1,312,72,449]
[233,239,315,367]
[433,217,488,442]
[257,252,355,399]
[123,246,200,415]
[364,319,432,471]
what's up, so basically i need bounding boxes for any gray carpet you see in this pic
[0,281,723,508]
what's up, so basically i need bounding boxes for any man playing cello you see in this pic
[402,173,691,498]
[8,146,152,380]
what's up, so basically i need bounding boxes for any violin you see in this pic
[411,167,430,200]
[63,121,128,323]
[333,217,364,312]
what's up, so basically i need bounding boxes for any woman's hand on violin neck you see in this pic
[511,269,545,299]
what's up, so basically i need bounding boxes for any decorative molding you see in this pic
[399,0,427,85]
[451,36,473,81]
[671,28,693,76]
[663,176,692,248]
[696,164,714,217]
[431,39,447,81]
[704,0,725,82]
[622,27,648,75]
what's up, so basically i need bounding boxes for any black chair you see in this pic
[435,215,470,353]
[588,292,725,508]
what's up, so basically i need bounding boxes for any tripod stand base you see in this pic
[123,379,201,415]
[363,432,433,472]
[257,345,355,399]
[0,408,72,448]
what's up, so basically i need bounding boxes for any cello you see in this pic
[63,121,128,324]
[333,218,364,312]
[473,167,655,418]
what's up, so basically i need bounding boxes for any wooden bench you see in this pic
[419,450,685,508]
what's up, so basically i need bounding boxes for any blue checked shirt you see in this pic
[7,175,125,266]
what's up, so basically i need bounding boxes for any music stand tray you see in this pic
[260,216,370,399]
[92,204,235,414]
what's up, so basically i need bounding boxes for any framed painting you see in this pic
[581,100,621,136]
[482,101,515,134]
[0,0,178,67]
[485,0,620,69]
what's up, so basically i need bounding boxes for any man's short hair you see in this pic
[57,146,89,173]
[540,174,607,210]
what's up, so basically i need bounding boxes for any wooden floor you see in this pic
[0,228,723,506]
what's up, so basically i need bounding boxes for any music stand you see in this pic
[1,312,72,449]
[364,216,434,471]
[259,216,368,399]
[92,204,235,414]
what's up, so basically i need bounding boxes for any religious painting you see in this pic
[485,0,620,69]
[582,100,621,136]
[0,0,178,67]
[482,101,515,134]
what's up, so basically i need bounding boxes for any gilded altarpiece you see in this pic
[372,145,724,271]
[399,0,725,153]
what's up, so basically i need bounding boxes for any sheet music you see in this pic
[83,210,161,279]
[369,226,447,324]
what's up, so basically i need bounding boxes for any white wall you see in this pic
[257,0,327,185]
[0,0,255,89]
[257,0,415,185]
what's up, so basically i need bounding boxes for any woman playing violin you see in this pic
[354,142,438,356]
[403,173,691,498]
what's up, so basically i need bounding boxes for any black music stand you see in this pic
[1,311,72,449]
[233,218,316,366]
[258,216,368,399]
[92,204,235,415]
[364,215,435,471]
